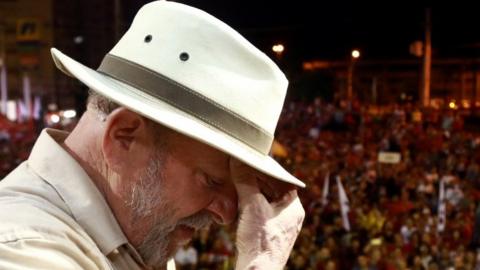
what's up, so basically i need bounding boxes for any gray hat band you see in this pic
[97,54,273,155]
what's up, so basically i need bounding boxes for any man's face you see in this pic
[123,129,237,268]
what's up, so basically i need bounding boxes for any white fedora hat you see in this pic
[50,1,305,188]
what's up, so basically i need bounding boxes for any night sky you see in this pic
[124,1,480,63]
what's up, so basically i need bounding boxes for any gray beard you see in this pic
[127,150,213,268]
[138,210,213,267]
[127,149,173,267]
[137,212,174,268]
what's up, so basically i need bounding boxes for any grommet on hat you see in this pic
[50,0,305,188]
[179,52,189,61]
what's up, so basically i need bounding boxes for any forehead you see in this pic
[164,130,230,179]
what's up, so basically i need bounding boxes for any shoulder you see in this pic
[0,164,110,269]
[0,232,108,270]
[0,162,78,239]
[0,200,110,270]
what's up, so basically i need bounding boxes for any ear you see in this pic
[101,108,150,172]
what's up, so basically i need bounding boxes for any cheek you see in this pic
[110,172,136,200]
[162,163,213,218]
[168,181,214,217]
[111,151,152,198]
[108,174,123,195]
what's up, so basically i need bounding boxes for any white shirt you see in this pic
[174,246,197,265]
[0,129,175,270]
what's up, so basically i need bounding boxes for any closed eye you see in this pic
[196,169,224,188]
[206,176,223,187]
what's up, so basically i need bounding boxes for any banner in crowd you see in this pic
[378,151,401,164]
[0,64,7,115]
[22,73,32,118]
[336,176,351,231]
[321,173,329,207]
[32,96,41,120]
[437,177,446,232]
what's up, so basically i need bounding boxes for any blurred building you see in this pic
[52,0,118,114]
[3,1,478,110]
[0,0,119,115]
[0,0,55,109]
[303,57,480,107]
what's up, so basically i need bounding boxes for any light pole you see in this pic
[421,8,431,108]
[114,0,123,41]
[347,49,360,101]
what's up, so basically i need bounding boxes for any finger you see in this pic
[257,173,297,203]
[229,158,263,207]
[272,188,298,209]
[256,175,279,202]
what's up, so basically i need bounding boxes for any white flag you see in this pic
[17,100,27,122]
[32,95,42,120]
[437,177,446,232]
[22,73,32,119]
[336,176,351,231]
[0,64,7,115]
[321,173,329,207]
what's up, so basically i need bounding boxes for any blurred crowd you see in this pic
[276,99,480,270]
[0,116,37,177]
[174,99,480,270]
[2,99,480,270]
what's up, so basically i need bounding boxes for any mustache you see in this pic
[175,211,213,231]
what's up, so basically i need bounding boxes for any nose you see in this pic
[206,184,238,225]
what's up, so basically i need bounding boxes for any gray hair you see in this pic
[87,89,120,121]
[87,89,166,140]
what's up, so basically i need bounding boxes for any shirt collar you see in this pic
[27,128,129,255]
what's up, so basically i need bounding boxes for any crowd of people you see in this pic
[276,99,480,270]
[174,99,480,270]
[2,99,480,270]
[0,116,38,177]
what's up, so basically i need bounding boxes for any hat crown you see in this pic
[108,1,288,144]
[50,1,305,187]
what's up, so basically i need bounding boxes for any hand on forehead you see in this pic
[229,157,296,203]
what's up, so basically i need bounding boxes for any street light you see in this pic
[272,43,285,63]
[272,43,284,54]
[351,49,360,59]
[449,101,456,109]
[347,49,360,101]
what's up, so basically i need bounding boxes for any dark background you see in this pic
[123,1,480,62]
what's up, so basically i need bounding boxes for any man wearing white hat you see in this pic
[0,1,305,270]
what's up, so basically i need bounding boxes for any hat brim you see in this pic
[51,48,305,188]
